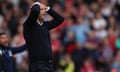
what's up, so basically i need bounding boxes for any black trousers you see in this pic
[29,61,53,72]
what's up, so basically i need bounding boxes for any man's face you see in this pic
[38,2,47,21]
[40,8,46,15]
[38,0,48,15]
[0,34,9,47]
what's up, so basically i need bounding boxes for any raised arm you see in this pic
[24,2,40,29]
[46,8,64,30]
[10,44,26,54]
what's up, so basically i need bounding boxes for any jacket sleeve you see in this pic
[24,4,40,29]
[46,8,64,30]
[10,44,26,54]
[0,55,3,71]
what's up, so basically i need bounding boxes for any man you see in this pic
[23,1,64,72]
[0,32,26,72]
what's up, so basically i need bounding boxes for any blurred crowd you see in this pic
[0,0,120,72]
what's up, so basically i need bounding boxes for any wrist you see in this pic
[46,7,50,11]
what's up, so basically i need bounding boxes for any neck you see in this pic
[39,18,44,22]
[38,15,44,22]
[37,19,43,26]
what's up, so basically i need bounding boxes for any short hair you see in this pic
[33,0,38,2]
[0,32,7,36]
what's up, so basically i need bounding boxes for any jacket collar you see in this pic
[0,45,8,50]
[37,19,44,26]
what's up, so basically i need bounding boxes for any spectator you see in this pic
[107,29,116,52]
[111,50,120,72]
[81,56,96,72]
[72,42,82,72]
[102,37,113,63]
[116,30,120,49]
[59,53,75,72]
[64,31,76,53]
[73,16,91,44]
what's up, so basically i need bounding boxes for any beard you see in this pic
[0,42,9,47]
[38,15,44,22]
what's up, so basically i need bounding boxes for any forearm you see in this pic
[11,44,26,54]
[47,8,64,30]
[47,8,64,22]
[24,2,40,28]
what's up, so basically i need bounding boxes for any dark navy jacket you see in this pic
[23,5,64,63]
[0,54,3,72]
[0,45,26,72]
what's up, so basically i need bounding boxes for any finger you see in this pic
[32,2,41,7]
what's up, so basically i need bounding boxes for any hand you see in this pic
[32,2,48,11]
[32,2,41,7]
[32,2,49,15]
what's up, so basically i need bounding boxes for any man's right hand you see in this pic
[32,2,41,7]
[32,2,48,14]
[32,2,47,10]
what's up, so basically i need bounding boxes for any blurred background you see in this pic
[0,0,120,72]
